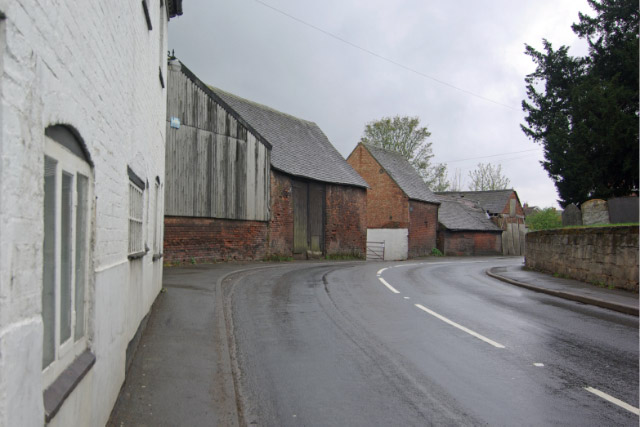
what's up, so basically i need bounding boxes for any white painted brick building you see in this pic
[0,1,182,425]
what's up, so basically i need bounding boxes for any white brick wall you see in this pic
[0,1,171,425]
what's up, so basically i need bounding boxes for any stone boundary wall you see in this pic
[525,226,639,291]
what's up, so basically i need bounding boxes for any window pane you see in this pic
[75,174,88,340]
[128,182,144,254]
[43,157,57,368]
[60,172,73,343]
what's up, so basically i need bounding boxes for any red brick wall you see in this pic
[408,200,439,257]
[268,170,294,256]
[325,184,367,256]
[347,144,409,228]
[164,169,368,261]
[164,217,268,263]
[437,230,502,256]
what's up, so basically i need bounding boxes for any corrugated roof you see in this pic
[436,190,515,214]
[207,86,368,188]
[437,196,502,231]
[363,144,440,204]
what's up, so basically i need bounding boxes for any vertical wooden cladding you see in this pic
[291,179,325,254]
[165,68,270,221]
[292,181,308,253]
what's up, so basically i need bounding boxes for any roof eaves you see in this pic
[167,0,183,18]
[271,165,369,189]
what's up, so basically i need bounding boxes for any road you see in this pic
[222,257,639,426]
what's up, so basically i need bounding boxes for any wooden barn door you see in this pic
[293,181,308,254]
[292,180,325,255]
[308,182,324,253]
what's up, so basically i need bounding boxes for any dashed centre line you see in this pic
[415,304,506,349]
[378,277,400,294]
[584,387,640,416]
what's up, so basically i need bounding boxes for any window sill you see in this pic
[43,349,95,423]
[152,253,163,262]
[128,249,148,260]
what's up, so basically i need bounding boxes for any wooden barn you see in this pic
[436,190,526,255]
[436,195,503,256]
[163,60,368,261]
[347,143,440,259]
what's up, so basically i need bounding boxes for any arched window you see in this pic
[42,125,92,386]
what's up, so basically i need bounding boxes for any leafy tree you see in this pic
[521,0,639,207]
[448,168,465,191]
[467,163,510,191]
[360,116,448,190]
[526,207,562,230]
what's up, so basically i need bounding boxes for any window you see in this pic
[128,167,146,257]
[153,177,163,258]
[158,0,166,88]
[42,126,92,386]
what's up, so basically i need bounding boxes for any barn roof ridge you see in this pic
[206,85,316,126]
[205,80,369,188]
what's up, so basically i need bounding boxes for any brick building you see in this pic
[437,190,526,255]
[164,61,368,261]
[0,1,183,425]
[436,196,503,256]
[347,143,440,259]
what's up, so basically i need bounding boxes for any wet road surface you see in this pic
[224,258,638,426]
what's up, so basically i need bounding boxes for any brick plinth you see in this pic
[164,217,268,262]
[437,230,502,256]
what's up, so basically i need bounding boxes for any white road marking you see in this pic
[584,387,640,416]
[379,277,400,294]
[533,363,544,367]
[414,304,506,349]
[394,260,495,268]
[376,267,388,276]
[404,297,410,300]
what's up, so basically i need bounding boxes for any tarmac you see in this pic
[107,260,639,426]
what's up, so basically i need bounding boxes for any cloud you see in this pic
[169,0,591,208]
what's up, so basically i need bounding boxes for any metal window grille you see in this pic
[129,182,144,255]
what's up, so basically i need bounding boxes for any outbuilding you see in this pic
[347,143,440,260]
[436,190,526,255]
[164,60,368,261]
[436,196,503,256]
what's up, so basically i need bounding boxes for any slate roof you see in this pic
[206,85,368,188]
[362,144,440,204]
[437,196,502,231]
[435,190,515,214]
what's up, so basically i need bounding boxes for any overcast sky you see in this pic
[169,0,592,208]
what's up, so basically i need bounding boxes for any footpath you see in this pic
[107,263,254,427]
[488,265,638,316]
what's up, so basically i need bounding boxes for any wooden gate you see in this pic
[292,180,324,255]
[502,222,527,256]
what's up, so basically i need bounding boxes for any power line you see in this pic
[443,148,541,163]
[253,0,516,110]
